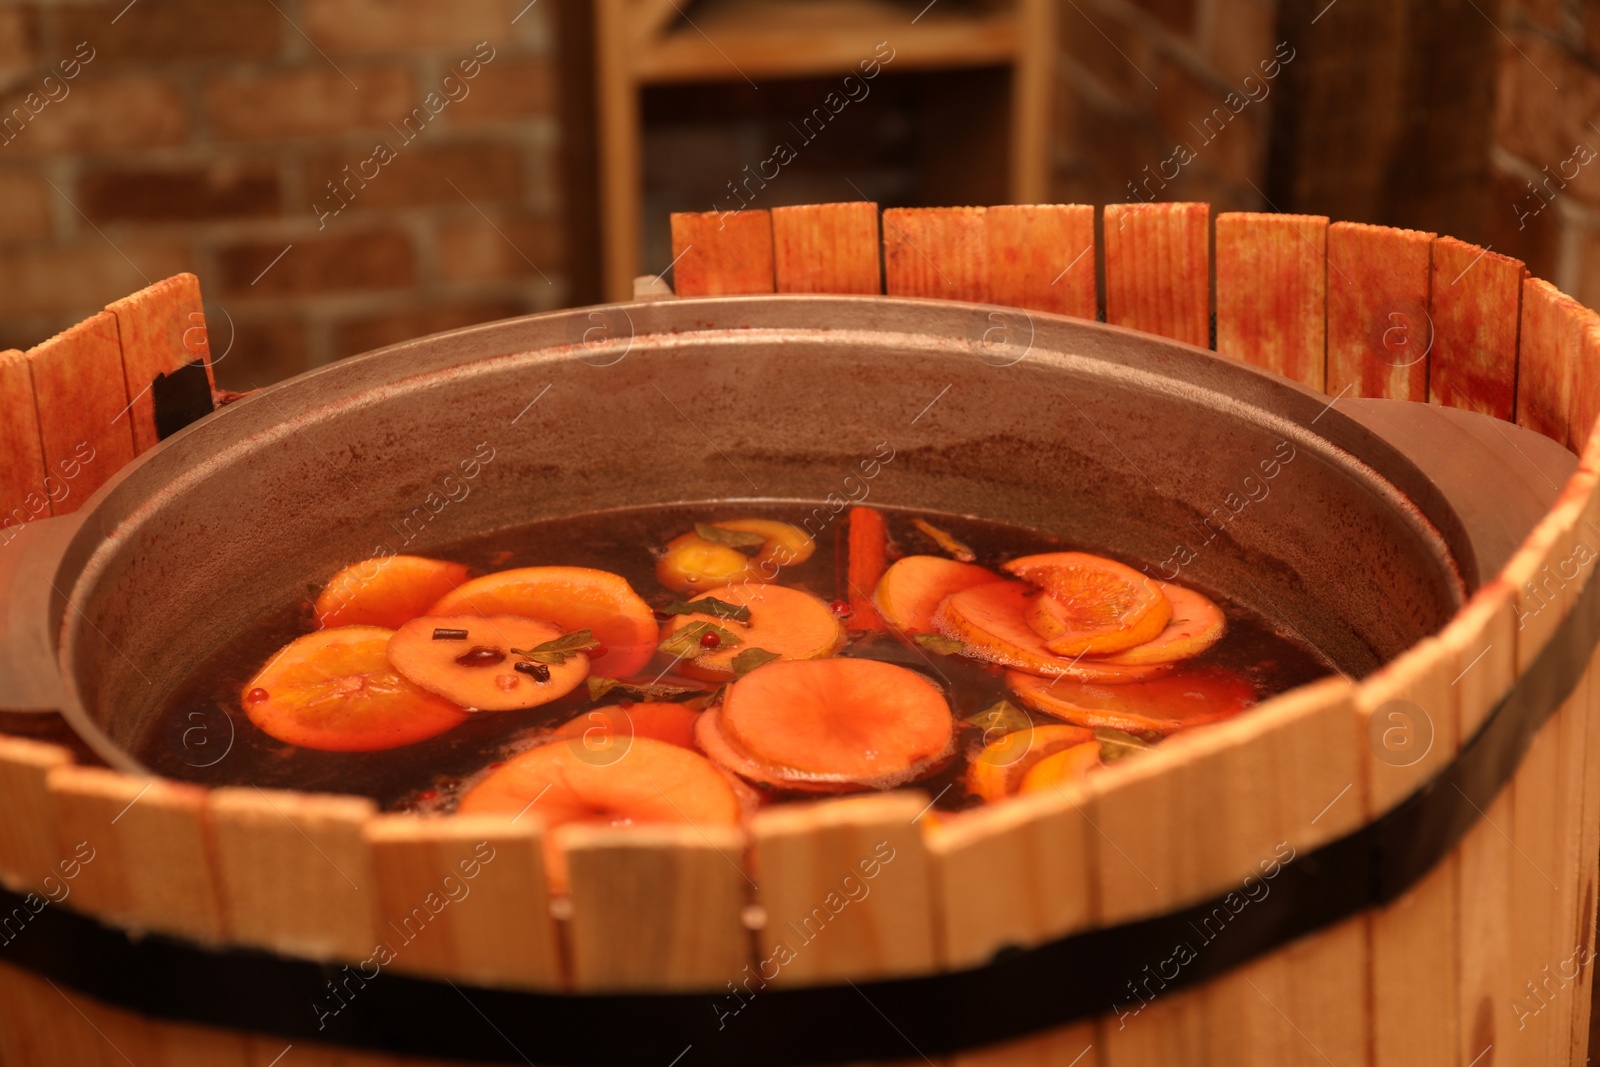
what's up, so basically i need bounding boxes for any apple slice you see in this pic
[1007,664,1255,737]
[658,583,844,682]
[874,555,1003,635]
[315,555,470,629]
[387,614,588,712]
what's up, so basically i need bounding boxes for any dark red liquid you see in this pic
[137,503,1334,812]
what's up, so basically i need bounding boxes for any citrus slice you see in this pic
[965,722,1095,802]
[1090,584,1226,665]
[387,614,587,712]
[426,566,658,677]
[458,738,741,892]
[874,555,1001,635]
[656,519,815,594]
[241,626,468,751]
[315,555,470,629]
[718,658,954,785]
[548,701,702,758]
[934,582,1174,682]
[1019,742,1103,794]
[1004,552,1171,657]
[659,583,844,682]
[1007,665,1255,737]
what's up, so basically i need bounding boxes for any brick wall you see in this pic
[0,0,561,391]
[1052,0,1282,213]
[1491,0,1600,307]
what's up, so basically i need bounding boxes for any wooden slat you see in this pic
[47,767,223,943]
[669,209,775,296]
[1214,212,1329,389]
[1429,237,1525,420]
[563,822,749,991]
[1325,222,1434,402]
[0,349,50,534]
[366,813,561,990]
[0,737,71,893]
[771,202,881,295]
[882,206,987,302]
[209,788,376,961]
[105,272,215,455]
[928,787,1092,970]
[984,203,1095,318]
[1089,676,1360,926]
[1358,637,1459,1067]
[1515,276,1584,447]
[26,312,136,515]
[1102,201,1210,349]
[950,1021,1099,1067]
[1568,314,1600,453]
[750,792,934,984]
[0,961,135,1067]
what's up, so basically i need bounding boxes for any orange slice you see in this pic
[548,701,702,758]
[1007,665,1255,737]
[874,555,1002,635]
[427,566,658,677]
[315,555,470,630]
[387,614,587,712]
[717,658,954,786]
[241,626,468,751]
[656,519,815,594]
[1090,584,1226,665]
[1019,742,1103,794]
[965,722,1095,802]
[458,738,741,893]
[659,583,844,682]
[934,582,1174,682]
[1004,552,1171,657]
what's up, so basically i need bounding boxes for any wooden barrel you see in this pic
[0,202,1596,1067]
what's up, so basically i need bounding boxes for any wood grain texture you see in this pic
[750,792,934,984]
[0,736,71,893]
[928,786,1092,969]
[1429,236,1525,420]
[1357,637,1459,1067]
[0,348,49,533]
[950,1020,1098,1067]
[105,272,214,455]
[365,814,561,990]
[771,201,881,294]
[1214,212,1329,389]
[1102,201,1210,349]
[1515,276,1585,448]
[670,209,775,296]
[985,203,1095,318]
[26,312,136,515]
[882,205,988,302]
[1568,313,1600,453]
[1325,222,1433,401]
[563,822,750,991]
[46,767,223,943]
[1088,676,1359,926]
[209,787,377,961]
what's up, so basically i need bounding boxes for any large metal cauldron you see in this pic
[0,295,1574,772]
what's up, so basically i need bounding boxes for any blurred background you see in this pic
[0,0,1587,391]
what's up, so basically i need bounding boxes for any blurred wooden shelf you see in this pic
[634,0,1022,83]
[589,0,1054,301]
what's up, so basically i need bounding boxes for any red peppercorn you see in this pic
[246,688,269,704]
[700,631,721,649]
[830,599,853,618]
[417,789,438,801]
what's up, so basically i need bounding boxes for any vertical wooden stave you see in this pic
[1515,276,1585,447]
[984,204,1095,318]
[771,202,882,295]
[669,209,776,297]
[1102,202,1210,349]
[105,272,215,455]
[0,737,72,894]
[25,312,137,514]
[364,813,562,990]
[208,788,377,963]
[563,822,750,991]
[882,206,988,302]
[0,348,50,535]
[750,792,935,985]
[1214,212,1329,390]
[1429,237,1526,420]
[1324,222,1434,401]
